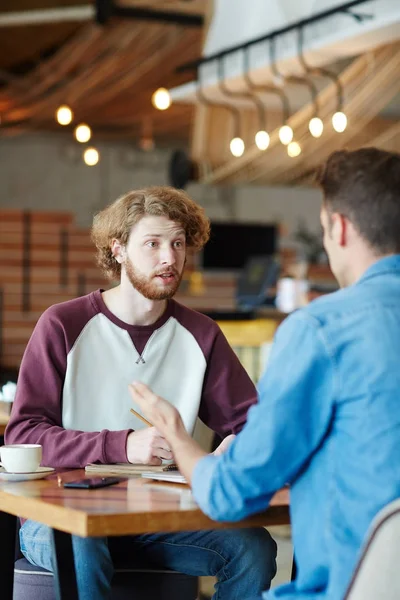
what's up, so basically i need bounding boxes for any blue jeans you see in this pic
[20,520,277,600]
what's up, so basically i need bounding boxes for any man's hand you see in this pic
[128,382,185,441]
[126,428,173,465]
[212,434,236,456]
[128,381,208,485]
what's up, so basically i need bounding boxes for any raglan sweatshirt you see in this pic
[6,290,257,468]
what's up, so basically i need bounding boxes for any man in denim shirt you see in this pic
[130,147,400,600]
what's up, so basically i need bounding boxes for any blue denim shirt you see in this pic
[193,255,400,600]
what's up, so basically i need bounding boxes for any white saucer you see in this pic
[0,466,55,482]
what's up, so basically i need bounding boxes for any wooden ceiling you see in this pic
[0,1,209,145]
[0,1,399,186]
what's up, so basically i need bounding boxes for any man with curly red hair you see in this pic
[7,186,277,600]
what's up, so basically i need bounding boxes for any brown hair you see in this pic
[91,186,210,279]
[316,148,400,254]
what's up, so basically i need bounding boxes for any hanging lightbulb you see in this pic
[271,73,285,88]
[287,141,301,158]
[309,117,324,138]
[56,105,73,126]
[332,111,348,133]
[279,125,293,145]
[83,147,99,166]
[230,137,245,157]
[255,130,270,151]
[75,124,91,143]
[152,88,171,111]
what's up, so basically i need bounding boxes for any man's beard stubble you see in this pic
[125,257,183,300]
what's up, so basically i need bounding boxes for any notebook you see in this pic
[141,471,187,484]
[85,463,178,476]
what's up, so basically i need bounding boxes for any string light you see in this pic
[152,88,171,111]
[255,130,270,151]
[269,38,297,148]
[56,105,73,126]
[74,124,91,143]
[230,137,245,157]
[309,117,324,138]
[215,57,247,158]
[196,67,244,159]
[297,25,348,136]
[279,125,294,145]
[287,141,301,158]
[83,147,99,166]
[332,111,348,133]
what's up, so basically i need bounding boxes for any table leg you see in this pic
[50,528,79,600]
[0,510,17,600]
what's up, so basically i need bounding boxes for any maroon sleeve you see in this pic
[5,304,130,468]
[198,329,258,437]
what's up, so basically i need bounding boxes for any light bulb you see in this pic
[230,137,245,157]
[75,124,91,143]
[272,74,284,88]
[287,141,301,158]
[309,117,324,138]
[152,88,171,111]
[139,137,155,152]
[83,147,99,166]
[56,105,73,126]
[332,111,347,133]
[255,130,270,151]
[279,125,293,145]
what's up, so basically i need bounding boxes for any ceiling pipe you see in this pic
[0,1,204,28]
[0,6,93,27]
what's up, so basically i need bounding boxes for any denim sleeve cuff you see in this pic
[191,454,220,519]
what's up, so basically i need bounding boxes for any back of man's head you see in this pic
[316,148,400,254]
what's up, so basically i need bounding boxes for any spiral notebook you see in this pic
[85,463,179,476]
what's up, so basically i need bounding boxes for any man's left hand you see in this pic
[212,434,236,456]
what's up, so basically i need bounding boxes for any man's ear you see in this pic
[331,213,347,248]
[111,239,125,264]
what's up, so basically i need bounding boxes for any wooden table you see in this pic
[0,413,9,436]
[0,468,289,599]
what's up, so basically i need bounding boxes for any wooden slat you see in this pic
[0,210,73,225]
[3,281,90,295]
[3,310,43,322]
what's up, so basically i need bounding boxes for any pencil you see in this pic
[130,408,153,427]
[129,409,178,471]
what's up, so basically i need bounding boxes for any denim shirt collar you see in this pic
[357,254,400,285]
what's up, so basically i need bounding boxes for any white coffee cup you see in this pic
[0,444,42,473]
[276,277,309,313]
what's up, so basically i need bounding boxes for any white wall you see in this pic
[205,0,399,57]
[0,133,322,240]
[171,0,400,105]
[0,134,167,227]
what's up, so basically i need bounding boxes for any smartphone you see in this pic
[63,477,125,489]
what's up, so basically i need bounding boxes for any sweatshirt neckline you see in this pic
[91,289,174,333]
